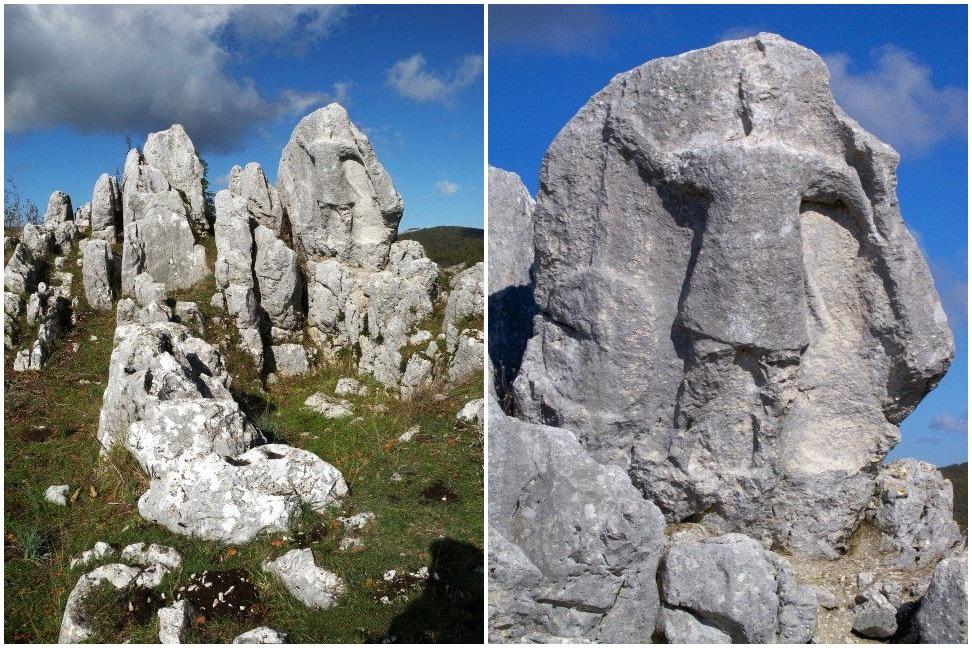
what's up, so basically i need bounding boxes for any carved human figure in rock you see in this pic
[511,33,953,558]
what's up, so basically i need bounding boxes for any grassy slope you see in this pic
[4,241,483,643]
[399,226,483,268]
[939,462,968,532]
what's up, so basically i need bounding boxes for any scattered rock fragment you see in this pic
[304,393,354,419]
[233,627,287,644]
[70,542,115,569]
[263,548,345,610]
[157,599,193,644]
[44,484,69,506]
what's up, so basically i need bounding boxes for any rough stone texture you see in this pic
[272,343,309,376]
[510,32,954,558]
[59,561,172,643]
[5,291,23,349]
[254,224,304,331]
[21,223,53,257]
[233,627,287,644]
[121,189,208,295]
[70,542,115,569]
[447,331,484,383]
[4,243,37,294]
[487,166,537,393]
[91,173,122,240]
[851,580,902,639]
[443,262,484,353]
[400,354,433,398]
[867,459,962,569]
[142,124,207,232]
[456,398,485,426]
[913,550,968,643]
[45,484,69,506]
[230,162,283,233]
[133,273,169,307]
[277,103,403,271]
[263,548,346,610]
[122,147,170,228]
[660,532,817,643]
[304,393,354,419]
[158,599,193,644]
[82,239,115,311]
[335,377,368,397]
[43,190,73,225]
[97,318,348,542]
[75,203,91,230]
[488,398,666,642]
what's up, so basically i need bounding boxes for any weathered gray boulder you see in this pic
[157,599,193,644]
[868,459,962,569]
[4,243,37,294]
[254,224,303,331]
[914,550,968,643]
[75,202,91,230]
[21,223,53,257]
[263,548,345,610]
[139,444,347,543]
[271,343,309,376]
[233,627,287,644]
[447,331,483,383]
[122,148,170,228]
[487,166,537,393]
[90,173,122,240]
[660,532,817,643]
[121,189,208,294]
[304,393,353,419]
[443,262,484,353]
[852,579,902,639]
[4,291,22,349]
[230,162,283,233]
[488,399,666,642]
[82,239,115,311]
[43,190,73,225]
[277,103,403,271]
[142,124,207,232]
[511,33,954,558]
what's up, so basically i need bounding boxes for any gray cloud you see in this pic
[929,413,968,434]
[4,5,348,153]
[824,46,967,157]
[386,53,482,105]
[223,5,348,56]
[489,5,619,56]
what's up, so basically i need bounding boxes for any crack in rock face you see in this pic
[510,33,954,558]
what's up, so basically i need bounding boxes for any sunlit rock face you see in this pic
[512,33,953,557]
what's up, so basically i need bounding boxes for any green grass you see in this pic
[399,226,483,268]
[4,251,484,643]
[939,462,967,532]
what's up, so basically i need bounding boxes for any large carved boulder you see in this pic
[511,33,954,557]
[277,103,403,271]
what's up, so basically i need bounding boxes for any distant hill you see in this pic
[940,462,968,532]
[400,226,483,268]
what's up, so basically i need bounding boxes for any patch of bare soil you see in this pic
[175,569,261,619]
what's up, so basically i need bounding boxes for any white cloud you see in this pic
[387,53,482,105]
[4,5,349,153]
[278,82,352,116]
[436,180,460,196]
[718,25,767,41]
[824,46,967,157]
[929,413,967,434]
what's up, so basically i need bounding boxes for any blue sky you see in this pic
[490,4,968,466]
[5,5,484,230]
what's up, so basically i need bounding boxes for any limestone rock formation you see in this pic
[510,32,954,558]
[487,166,537,394]
[43,190,73,224]
[82,239,116,311]
[488,398,666,642]
[97,307,347,543]
[659,532,817,643]
[121,127,209,294]
[90,173,122,241]
[868,459,962,568]
[4,243,37,294]
[913,550,968,643]
[278,103,403,271]
[230,162,283,233]
[142,124,208,232]
[263,548,345,610]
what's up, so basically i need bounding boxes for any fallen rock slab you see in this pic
[263,548,345,610]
